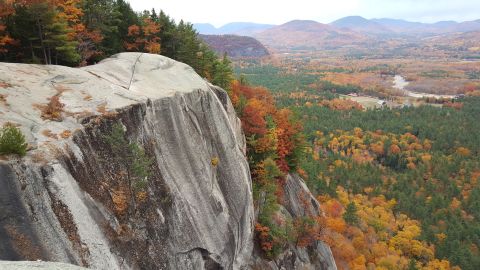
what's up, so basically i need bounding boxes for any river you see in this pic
[392,75,456,99]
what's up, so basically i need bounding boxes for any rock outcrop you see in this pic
[0,53,253,269]
[199,34,270,58]
[0,53,336,269]
[250,174,337,270]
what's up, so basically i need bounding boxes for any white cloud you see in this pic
[127,0,479,26]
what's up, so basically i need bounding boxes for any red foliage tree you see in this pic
[274,108,303,173]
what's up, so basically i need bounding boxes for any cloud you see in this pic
[128,0,479,26]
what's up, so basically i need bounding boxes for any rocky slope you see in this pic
[199,34,269,58]
[250,174,337,270]
[0,53,335,269]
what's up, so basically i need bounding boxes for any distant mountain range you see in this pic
[254,20,369,50]
[194,17,480,37]
[195,17,480,55]
[331,16,391,34]
[193,22,274,36]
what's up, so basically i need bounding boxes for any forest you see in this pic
[228,73,480,269]
[294,97,480,269]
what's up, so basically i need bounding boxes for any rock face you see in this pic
[0,53,253,269]
[250,174,337,270]
[199,34,269,58]
[0,53,336,269]
[0,261,88,270]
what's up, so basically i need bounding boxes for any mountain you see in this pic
[372,18,480,34]
[192,23,218,34]
[199,34,269,58]
[331,16,391,34]
[433,20,457,27]
[194,22,275,36]
[371,18,424,29]
[197,18,480,41]
[255,20,369,50]
[454,20,480,32]
[218,22,275,36]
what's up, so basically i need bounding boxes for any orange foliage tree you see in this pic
[54,0,103,65]
[0,0,17,53]
[125,18,161,54]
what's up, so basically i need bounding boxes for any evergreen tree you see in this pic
[0,125,28,156]
[343,202,359,225]
[212,52,234,90]
[9,1,79,64]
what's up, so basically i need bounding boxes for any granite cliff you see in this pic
[0,53,335,269]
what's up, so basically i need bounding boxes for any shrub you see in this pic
[41,95,64,121]
[104,123,153,192]
[0,124,28,156]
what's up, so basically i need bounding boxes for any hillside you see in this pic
[199,34,269,58]
[255,20,370,50]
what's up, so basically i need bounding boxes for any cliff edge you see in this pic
[0,53,253,269]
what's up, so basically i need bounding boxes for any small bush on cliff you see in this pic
[0,124,28,156]
[41,95,64,121]
[104,123,153,193]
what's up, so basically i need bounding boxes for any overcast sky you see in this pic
[129,0,480,27]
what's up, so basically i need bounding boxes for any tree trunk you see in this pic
[36,18,48,65]
[29,41,35,60]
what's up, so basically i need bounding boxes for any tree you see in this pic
[156,10,176,58]
[124,17,160,54]
[56,0,103,65]
[104,123,153,205]
[343,202,359,225]
[81,0,120,59]
[0,124,28,156]
[0,0,17,55]
[212,52,233,90]
[10,1,79,64]
[242,98,268,136]
[274,108,304,172]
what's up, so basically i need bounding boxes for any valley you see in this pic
[224,16,480,270]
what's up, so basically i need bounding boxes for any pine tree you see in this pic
[212,52,233,90]
[10,1,79,64]
[343,202,359,225]
[0,125,28,156]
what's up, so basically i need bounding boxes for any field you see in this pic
[338,95,384,109]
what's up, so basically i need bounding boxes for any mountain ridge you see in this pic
[194,22,274,36]
[254,19,369,50]
[195,17,480,37]
[331,16,391,34]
